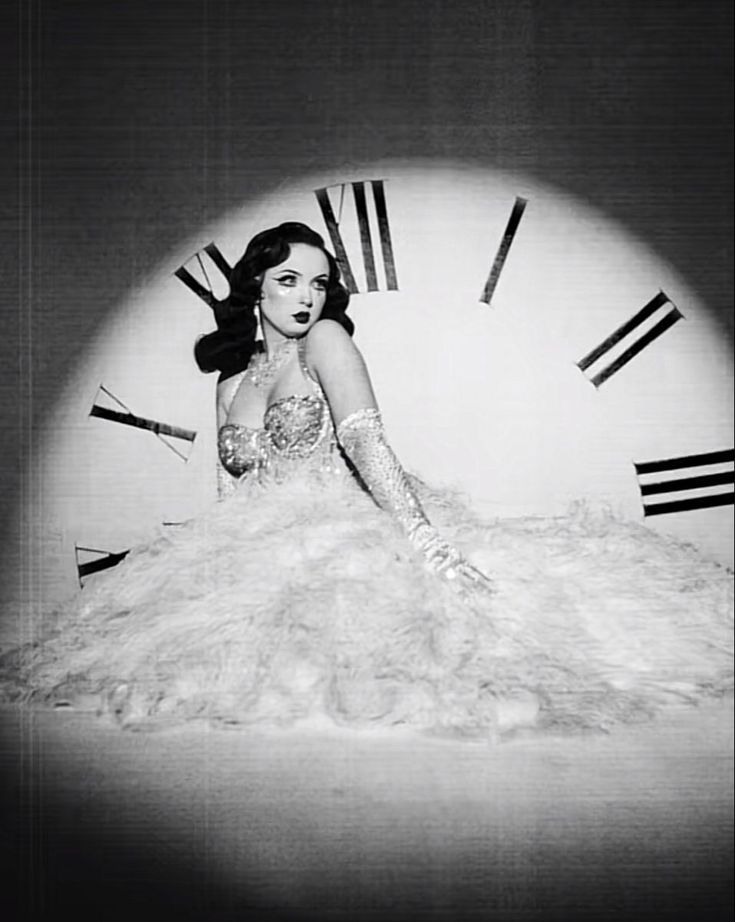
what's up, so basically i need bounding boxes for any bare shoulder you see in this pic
[305,320,364,382]
[216,373,238,402]
[305,318,355,355]
[216,369,246,420]
[216,378,230,406]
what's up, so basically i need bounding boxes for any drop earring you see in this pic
[255,301,263,344]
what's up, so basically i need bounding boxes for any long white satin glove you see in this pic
[336,408,493,591]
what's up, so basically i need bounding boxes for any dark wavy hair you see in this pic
[194,222,352,378]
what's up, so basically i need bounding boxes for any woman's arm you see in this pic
[215,378,238,500]
[304,319,378,423]
[306,321,492,589]
[216,383,228,431]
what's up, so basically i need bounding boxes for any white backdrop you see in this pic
[15,161,735,630]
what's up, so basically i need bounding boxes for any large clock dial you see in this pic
[28,160,734,606]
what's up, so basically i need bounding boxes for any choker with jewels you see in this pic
[242,338,299,388]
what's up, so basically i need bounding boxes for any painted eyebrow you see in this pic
[274,268,328,279]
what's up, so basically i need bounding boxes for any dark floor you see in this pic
[1,699,733,922]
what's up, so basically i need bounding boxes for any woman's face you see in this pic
[258,243,329,341]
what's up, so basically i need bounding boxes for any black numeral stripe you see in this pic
[634,449,734,516]
[89,385,196,462]
[352,181,377,291]
[76,545,130,584]
[174,242,232,309]
[577,291,684,388]
[480,197,527,305]
[314,180,398,294]
[89,406,197,442]
[314,187,357,293]
[371,180,398,291]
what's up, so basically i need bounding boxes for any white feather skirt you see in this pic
[3,473,733,738]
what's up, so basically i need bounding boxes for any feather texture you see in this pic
[3,471,732,739]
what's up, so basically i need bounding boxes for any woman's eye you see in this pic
[277,275,297,286]
[314,279,328,290]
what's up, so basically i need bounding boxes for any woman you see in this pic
[2,223,732,736]
[205,221,489,589]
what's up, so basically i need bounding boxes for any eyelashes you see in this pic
[275,274,328,290]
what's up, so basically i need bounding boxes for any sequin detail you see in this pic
[240,339,299,388]
[217,339,343,483]
[337,408,429,537]
[265,395,329,457]
[218,425,266,478]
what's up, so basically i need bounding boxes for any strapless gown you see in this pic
[1,353,732,737]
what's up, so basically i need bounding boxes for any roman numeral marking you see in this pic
[480,196,527,305]
[75,545,130,585]
[174,242,232,309]
[314,179,398,294]
[89,385,196,461]
[577,291,684,388]
[634,448,734,516]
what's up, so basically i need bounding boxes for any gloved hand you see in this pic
[337,407,493,592]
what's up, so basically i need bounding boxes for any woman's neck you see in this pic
[261,331,297,359]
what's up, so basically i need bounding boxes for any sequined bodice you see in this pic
[217,340,344,485]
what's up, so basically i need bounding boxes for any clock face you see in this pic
[29,160,734,603]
